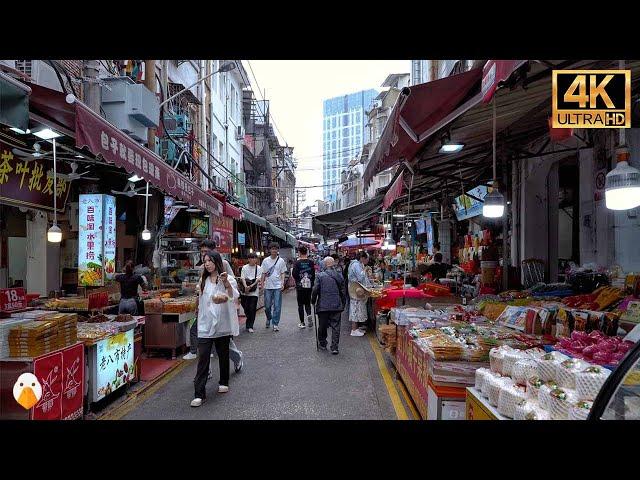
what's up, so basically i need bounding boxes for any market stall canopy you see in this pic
[312,195,383,238]
[223,202,242,220]
[285,233,298,248]
[338,237,378,248]
[269,223,288,242]
[27,82,76,137]
[0,72,30,131]
[383,170,405,211]
[363,68,483,187]
[240,208,267,228]
[406,59,640,209]
[70,97,223,217]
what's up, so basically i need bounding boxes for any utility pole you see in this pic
[144,60,157,151]
[82,60,101,114]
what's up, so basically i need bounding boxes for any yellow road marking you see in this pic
[368,334,409,420]
[98,360,190,420]
[396,375,420,420]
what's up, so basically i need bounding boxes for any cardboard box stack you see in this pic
[7,313,77,357]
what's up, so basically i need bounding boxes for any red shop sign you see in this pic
[0,288,27,312]
[32,351,64,420]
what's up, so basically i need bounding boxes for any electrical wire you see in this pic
[245,60,288,145]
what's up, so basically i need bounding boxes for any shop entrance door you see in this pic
[8,237,27,288]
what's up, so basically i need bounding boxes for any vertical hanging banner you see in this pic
[78,194,117,286]
[211,215,233,254]
[103,195,116,280]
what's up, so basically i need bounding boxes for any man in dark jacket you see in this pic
[292,245,316,328]
[311,256,346,355]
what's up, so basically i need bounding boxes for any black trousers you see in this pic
[194,336,231,398]
[189,319,198,354]
[318,311,341,350]
[296,288,312,322]
[240,295,258,329]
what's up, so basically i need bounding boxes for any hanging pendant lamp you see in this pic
[483,97,505,218]
[47,137,63,243]
[141,182,151,240]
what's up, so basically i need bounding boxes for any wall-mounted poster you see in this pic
[453,185,489,221]
[78,194,117,286]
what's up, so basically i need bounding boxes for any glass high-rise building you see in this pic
[322,89,378,201]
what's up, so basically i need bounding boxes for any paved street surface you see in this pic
[123,290,402,420]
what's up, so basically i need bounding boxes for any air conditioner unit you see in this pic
[163,114,188,136]
[235,125,245,140]
[159,138,178,163]
[14,60,64,92]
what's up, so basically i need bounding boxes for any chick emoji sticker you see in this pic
[13,373,42,410]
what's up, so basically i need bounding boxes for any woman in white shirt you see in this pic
[191,251,240,407]
[240,252,262,333]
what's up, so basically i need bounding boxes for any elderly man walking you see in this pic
[311,256,346,355]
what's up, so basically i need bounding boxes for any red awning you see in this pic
[223,202,243,220]
[72,100,223,216]
[383,171,405,211]
[27,82,76,136]
[481,60,527,103]
[364,68,483,186]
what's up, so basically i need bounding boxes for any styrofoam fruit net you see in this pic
[488,376,514,407]
[526,376,544,401]
[524,407,550,420]
[514,399,537,420]
[481,371,502,398]
[556,358,590,389]
[502,350,526,377]
[549,388,578,420]
[538,381,559,411]
[537,351,569,382]
[568,400,593,420]
[576,365,611,401]
[475,367,492,392]
[498,384,527,419]
[512,359,539,386]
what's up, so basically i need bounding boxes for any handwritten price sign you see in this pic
[0,288,27,312]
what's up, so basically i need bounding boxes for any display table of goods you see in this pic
[76,314,137,345]
[5,313,78,358]
[143,295,196,356]
[392,305,553,420]
[468,344,616,420]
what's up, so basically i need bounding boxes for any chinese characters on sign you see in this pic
[95,329,134,401]
[78,194,116,287]
[0,142,70,211]
[74,104,223,216]
[0,288,27,312]
[103,195,116,280]
[211,215,233,254]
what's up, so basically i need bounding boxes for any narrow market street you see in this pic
[116,290,414,420]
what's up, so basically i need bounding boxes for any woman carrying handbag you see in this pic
[239,252,262,333]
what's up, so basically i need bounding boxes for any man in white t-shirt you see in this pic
[240,252,263,333]
[260,242,288,332]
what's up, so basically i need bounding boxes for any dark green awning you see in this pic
[286,233,298,248]
[0,73,30,131]
[268,223,288,242]
[240,208,267,228]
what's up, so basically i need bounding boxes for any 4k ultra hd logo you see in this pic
[552,70,631,128]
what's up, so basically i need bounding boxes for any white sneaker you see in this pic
[273,325,280,332]
[218,385,229,393]
[248,328,254,333]
[182,352,197,360]
[350,329,365,337]
[298,323,306,329]
[190,398,204,407]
